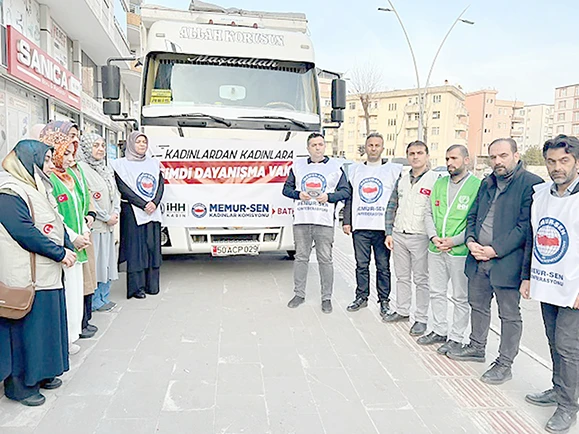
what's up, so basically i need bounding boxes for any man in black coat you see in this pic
[447,138,543,385]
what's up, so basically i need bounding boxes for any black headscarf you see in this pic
[13,140,53,178]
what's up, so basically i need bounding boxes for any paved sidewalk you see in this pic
[0,248,574,434]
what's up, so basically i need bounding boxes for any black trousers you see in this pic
[81,294,93,329]
[542,302,579,413]
[468,265,522,367]
[127,267,160,299]
[352,230,391,302]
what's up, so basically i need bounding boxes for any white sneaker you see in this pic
[69,343,81,355]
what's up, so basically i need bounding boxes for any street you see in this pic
[0,228,571,434]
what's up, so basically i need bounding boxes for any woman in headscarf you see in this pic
[0,140,75,406]
[111,132,164,299]
[78,133,120,312]
[40,131,96,354]
[41,120,80,148]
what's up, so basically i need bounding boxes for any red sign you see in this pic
[6,26,81,110]
[57,194,68,203]
[435,200,440,207]
[42,224,54,234]
[419,188,431,197]
[93,192,102,200]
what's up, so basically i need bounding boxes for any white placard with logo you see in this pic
[150,138,296,227]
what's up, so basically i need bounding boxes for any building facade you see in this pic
[517,104,554,153]
[553,84,579,138]
[341,83,468,167]
[0,0,139,163]
[465,90,524,161]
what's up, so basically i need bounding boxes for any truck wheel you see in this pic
[286,250,296,260]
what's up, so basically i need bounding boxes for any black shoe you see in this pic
[19,393,46,407]
[346,298,368,312]
[417,332,447,345]
[96,301,116,312]
[379,300,390,318]
[40,378,62,390]
[287,295,305,308]
[437,340,463,355]
[79,327,96,339]
[132,292,146,299]
[409,322,427,336]
[86,324,98,333]
[480,361,512,385]
[447,344,486,363]
[526,388,558,407]
[321,300,332,314]
[546,408,577,434]
[382,311,410,323]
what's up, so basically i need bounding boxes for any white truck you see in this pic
[102,0,345,256]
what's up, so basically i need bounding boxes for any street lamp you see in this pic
[378,2,474,142]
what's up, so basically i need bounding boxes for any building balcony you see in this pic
[455,123,467,132]
[511,129,524,137]
[127,11,142,48]
[512,116,524,123]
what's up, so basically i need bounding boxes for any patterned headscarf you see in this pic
[78,133,116,196]
[126,131,148,161]
[40,131,76,184]
[40,120,79,138]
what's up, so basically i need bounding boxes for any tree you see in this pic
[522,146,544,166]
[348,62,384,152]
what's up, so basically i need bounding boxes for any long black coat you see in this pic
[464,162,543,289]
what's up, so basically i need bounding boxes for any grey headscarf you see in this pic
[126,131,148,162]
[78,133,116,196]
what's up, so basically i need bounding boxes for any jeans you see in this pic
[293,224,334,301]
[542,302,579,414]
[468,266,522,367]
[352,230,391,302]
[92,281,112,311]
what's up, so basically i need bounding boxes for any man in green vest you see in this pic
[418,145,481,354]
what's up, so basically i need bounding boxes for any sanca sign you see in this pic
[7,26,81,110]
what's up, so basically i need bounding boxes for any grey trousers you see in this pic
[542,302,579,414]
[428,252,470,342]
[468,265,522,367]
[392,232,430,323]
[293,224,334,301]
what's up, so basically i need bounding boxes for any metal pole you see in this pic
[380,1,424,141]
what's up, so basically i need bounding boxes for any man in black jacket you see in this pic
[447,138,543,385]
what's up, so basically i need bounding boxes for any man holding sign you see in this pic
[282,133,350,314]
[521,135,579,434]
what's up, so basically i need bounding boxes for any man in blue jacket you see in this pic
[447,138,543,385]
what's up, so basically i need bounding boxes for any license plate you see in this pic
[211,243,260,256]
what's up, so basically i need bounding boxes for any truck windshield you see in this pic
[144,54,319,116]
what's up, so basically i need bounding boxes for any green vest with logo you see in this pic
[428,174,481,256]
[50,166,90,263]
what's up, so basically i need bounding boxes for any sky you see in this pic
[147,0,579,105]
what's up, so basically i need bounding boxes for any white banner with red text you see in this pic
[149,137,296,227]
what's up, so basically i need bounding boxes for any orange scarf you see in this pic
[40,131,76,186]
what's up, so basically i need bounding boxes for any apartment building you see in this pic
[465,90,524,161]
[341,83,468,166]
[0,0,139,162]
[518,104,554,153]
[553,84,579,138]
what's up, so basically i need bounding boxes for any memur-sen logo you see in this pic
[301,173,327,198]
[419,188,431,196]
[42,224,54,234]
[136,173,157,199]
[57,194,68,203]
[534,217,569,265]
[191,203,207,218]
[359,177,383,204]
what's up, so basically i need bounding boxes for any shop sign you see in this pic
[6,26,81,110]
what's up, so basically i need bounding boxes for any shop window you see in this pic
[81,52,98,98]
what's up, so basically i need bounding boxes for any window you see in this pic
[575,87,579,96]
[431,127,440,136]
[432,111,440,120]
[373,101,379,109]
[324,99,331,107]
[348,131,354,139]
[497,122,503,129]
[557,125,565,134]
[484,128,490,133]
[414,113,420,121]
[408,97,414,104]
[558,113,566,121]
[485,113,492,119]
[433,95,442,103]
[455,131,462,139]
[407,113,413,121]
[498,108,503,115]
[406,128,418,137]
[574,112,579,122]
[574,125,579,135]
[348,116,355,124]
[349,102,356,110]
[359,130,366,138]
[487,98,494,103]
[575,99,579,109]
[386,133,395,141]
[388,103,397,111]
[560,88,568,97]
[387,118,396,126]
[559,100,567,109]
[519,109,525,116]
[431,142,439,151]
[81,51,98,97]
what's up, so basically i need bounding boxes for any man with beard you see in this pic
[419,145,481,354]
[447,138,543,386]
[521,135,579,434]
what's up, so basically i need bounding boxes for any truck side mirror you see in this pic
[331,109,344,123]
[103,100,121,116]
[331,79,346,110]
[102,65,121,100]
